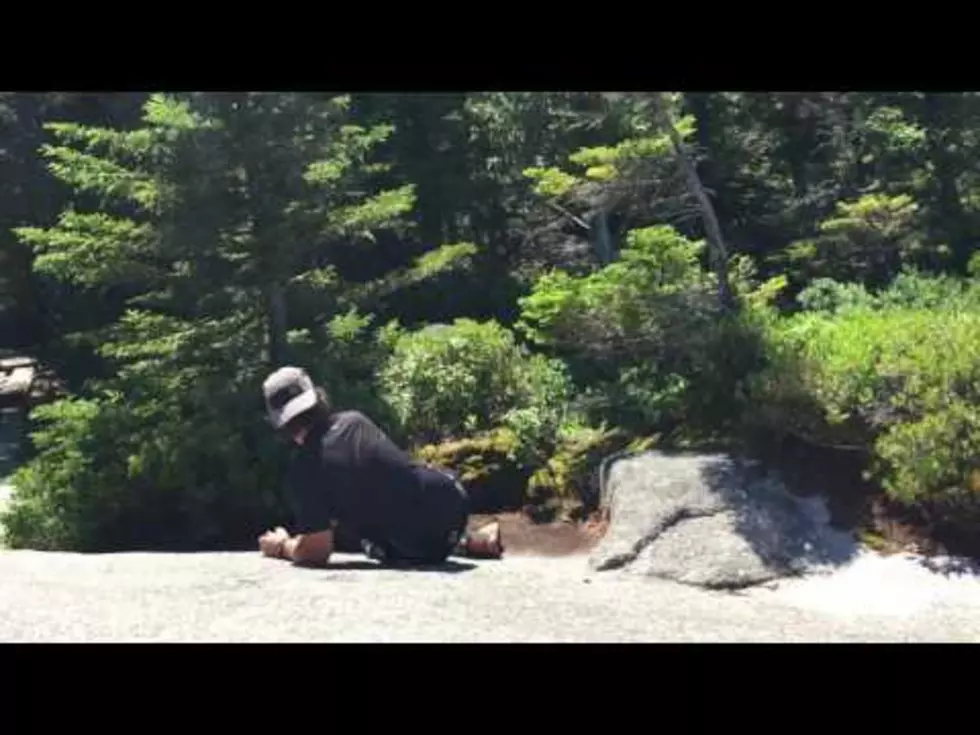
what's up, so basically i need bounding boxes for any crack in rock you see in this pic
[593,505,725,572]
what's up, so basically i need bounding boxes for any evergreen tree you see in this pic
[3,92,473,550]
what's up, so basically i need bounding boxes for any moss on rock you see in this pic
[413,427,529,512]
[413,424,660,521]
[527,428,659,518]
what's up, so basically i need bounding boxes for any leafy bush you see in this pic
[517,224,772,435]
[2,364,288,552]
[518,225,717,359]
[498,352,576,467]
[968,251,980,278]
[412,427,527,512]
[873,401,980,513]
[378,318,574,456]
[748,277,980,520]
[526,422,657,517]
[574,367,689,435]
[795,278,876,314]
[796,269,980,316]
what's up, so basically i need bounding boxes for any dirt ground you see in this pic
[467,511,609,556]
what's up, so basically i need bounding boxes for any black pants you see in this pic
[364,468,469,566]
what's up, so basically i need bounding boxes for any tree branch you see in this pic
[649,93,737,313]
[544,200,591,232]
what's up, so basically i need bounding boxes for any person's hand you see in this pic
[259,527,289,557]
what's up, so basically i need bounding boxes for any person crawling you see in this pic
[257,366,503,567]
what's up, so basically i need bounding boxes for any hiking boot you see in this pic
[460,520,504,559]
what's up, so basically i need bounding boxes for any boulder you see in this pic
[589,450,859,589]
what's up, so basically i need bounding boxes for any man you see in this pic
[257,366,503,567]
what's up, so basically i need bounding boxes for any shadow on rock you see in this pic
[915,554,980,579]
[300,558,478,574]
[589,450,861,590]
[699,456,860,567]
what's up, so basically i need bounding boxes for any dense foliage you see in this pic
[379,318,573,452]
[748,270,980,525]
[3,91,980,551]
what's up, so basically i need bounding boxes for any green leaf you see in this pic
[330,184,417,233]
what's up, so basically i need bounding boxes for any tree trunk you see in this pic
[592,209,615,264]
[651,94,736,312]
[922,93,968,272]
[686,93,732,233]
[266,281,288,368]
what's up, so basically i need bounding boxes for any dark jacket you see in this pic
[287,409,468,559]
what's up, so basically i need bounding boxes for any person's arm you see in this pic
[260,523,336,566]
[264,446,342,565]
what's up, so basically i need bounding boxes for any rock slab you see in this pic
[589,450,858,589]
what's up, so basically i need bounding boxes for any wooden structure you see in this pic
[0,357,38,408]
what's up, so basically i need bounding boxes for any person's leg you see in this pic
[366,466,505,565]
[332,522,364,553]
[436,468,504,559]
[363,521,503,565]
[369,511,475,567]
[452,521,504,558]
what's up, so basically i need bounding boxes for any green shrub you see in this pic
[527,423,656,516]
[518,225,718,362]
[378,318,574,456]
[2,374,288,552]
[876,269,980,310]
[795,278,876,314]
[873,401,980,513]
[412,419,657,518]
[499,352,576,467]
[413,427,528,512]
[968,251,980,278]
[517,224,773,435]
[796,269,980,316]
[570,370,688,436]
[2,398,110,550]
[748,280,980,519]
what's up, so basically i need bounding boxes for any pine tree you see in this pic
[3,92,474,551]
